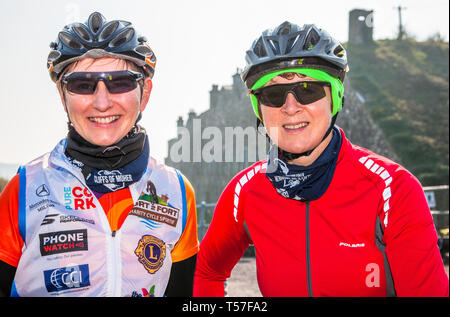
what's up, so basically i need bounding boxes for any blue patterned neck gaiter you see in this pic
[265,127,342,202]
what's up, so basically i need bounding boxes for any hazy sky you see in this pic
[0,0,448,165]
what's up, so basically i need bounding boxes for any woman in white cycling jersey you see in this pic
[0,12,198,297]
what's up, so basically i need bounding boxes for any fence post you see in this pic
[423,185,449,230]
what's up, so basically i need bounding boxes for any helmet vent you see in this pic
[253,37,267,58]
[278,25,291,35]
[59,32,83,49]
[47,50,61,61]
[72,23,90,41]
[277,21,292,35]
[135,45,152,55]
[303,28,320,51]
[333,45,345,57]
[99,21,119,41]
[267,39,280,55]
[110,28,134,47]
[286,34,301,53]
[89,12,104,34]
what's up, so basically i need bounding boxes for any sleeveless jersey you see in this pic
[9,139,193,297]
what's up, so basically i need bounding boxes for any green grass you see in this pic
[346,39,449,185]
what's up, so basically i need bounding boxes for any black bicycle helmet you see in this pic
[47,12,156,82]
[241,21,348,89]
[242,21,349,160]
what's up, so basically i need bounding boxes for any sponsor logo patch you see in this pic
[339,242,365,248]
[64,186,96,211]
[92,170,133,192]
[43,264,90,293]
[134,235,166,274]
[36,184,50,197]
[130,199,179,228]
[60,215,95,225]
[40,214,95,226]
[130,181,179,227]
[131,285,156,297]
[29,199,60,212]
[39,229,88,256]
[41,213,59,226]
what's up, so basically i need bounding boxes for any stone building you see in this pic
[166,72,265,204]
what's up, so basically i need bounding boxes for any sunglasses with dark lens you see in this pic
[251,81,331,108]
[62,70,144,95]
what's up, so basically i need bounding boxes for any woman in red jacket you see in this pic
[193,21,449,297]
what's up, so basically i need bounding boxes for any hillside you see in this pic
[346,39,449,186]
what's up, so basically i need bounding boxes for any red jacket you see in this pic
[194,130,449,297]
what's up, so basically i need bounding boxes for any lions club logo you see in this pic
[134,235,166,274]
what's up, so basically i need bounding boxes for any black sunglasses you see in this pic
[251,81,331,108]
[62,70,144,95]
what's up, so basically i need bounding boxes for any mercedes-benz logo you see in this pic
[36,184,50,197]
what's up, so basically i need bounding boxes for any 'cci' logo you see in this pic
[64,187,96,211]
[135,235,166,274]
[43,264,90,293]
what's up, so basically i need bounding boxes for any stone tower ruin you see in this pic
[348,9,374,45]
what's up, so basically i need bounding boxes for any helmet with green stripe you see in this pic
[241,21,348,159]
[241,21,348,120]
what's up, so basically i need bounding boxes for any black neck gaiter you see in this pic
[65,124,146,173]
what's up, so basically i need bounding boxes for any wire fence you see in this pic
[423,185,449,259]
[423,185,449,227]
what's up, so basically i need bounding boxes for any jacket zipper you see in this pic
[108,228,125,296]
[108,192,121,296]
[60,166,123,296]
[305,201,313,297]
[101,192,121,296]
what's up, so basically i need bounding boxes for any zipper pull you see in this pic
[112,230,116,237]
